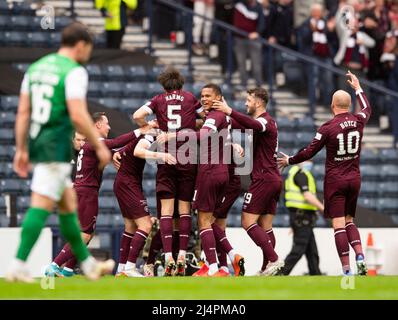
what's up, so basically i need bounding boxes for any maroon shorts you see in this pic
[192,171,229,213]
[324,178,360,219]
[242,177,282,215]
[214,174,241,219]
[75,187,98,234]
[156,163,197,202]
[114,176,150,220]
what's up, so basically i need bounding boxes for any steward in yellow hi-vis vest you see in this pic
[285,165,317,211]
[95,0,138,48]
[280,159,324,276]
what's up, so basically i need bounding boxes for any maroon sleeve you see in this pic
[289,125,328,165]
[231,117,246,131]
[355,90,372,125]
[104,131,138,149]
[230,109,265,132]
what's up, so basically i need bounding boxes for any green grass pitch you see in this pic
[0,276,397,300]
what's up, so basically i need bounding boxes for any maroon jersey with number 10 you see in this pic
[289,89,372,218]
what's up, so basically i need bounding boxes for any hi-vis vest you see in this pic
[95,0,137,30]
[285,165,317,211]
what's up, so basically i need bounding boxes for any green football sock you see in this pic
[16,207,50,261]
[58,213,90,262]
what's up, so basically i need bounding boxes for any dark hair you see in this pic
[158,67,185,91]
[92,111,106,123]
[61,22,94,47]
[247,87,269,105]
[202,83,222,96]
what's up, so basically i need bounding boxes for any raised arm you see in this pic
[212,98,266,132]
[133,100,155,127]
[133,137,177,165]
[104,130,141,149]
[347,71,372,124]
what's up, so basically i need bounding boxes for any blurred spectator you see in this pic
[192,0,216,56]
[334,18,375,87]
[362,0,390,124]
[267,0,294,78]
[297,3,335,106]
[268,0,294,48]
[95,0,138,49]
[215,0,236,73]
[233,0,265,88]
[294,0,325,29]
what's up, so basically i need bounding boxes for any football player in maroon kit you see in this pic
[46,112,156,277]
[278,71,369,276]
[114,133,177,277]
[133,67,205,275]
[213,87,284,276]
[158,84,244,277]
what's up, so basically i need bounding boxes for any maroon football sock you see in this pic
[211,223,233,254]
[199,228,218,265]
[119,231,134,264]
[246,223,278,263]
[172,230,180,259]
[216,241,228,268]
[262,228,276,271]
[64,257,77,270]
[345,222,364,259]
[126,230,148,264]
[160,216,173,253]
[147,229,162,265]
[334,228,350,271]
[53,243,74,267]
[179,214,191,252]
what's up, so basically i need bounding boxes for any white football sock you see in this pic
[227,250,236,262]
[125,262,136,271]
[208,263,218,275]
[165,252,173,261]
[117,263,125,273]
[81,256,96,275]
[178,250,186,259]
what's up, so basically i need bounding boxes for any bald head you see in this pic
[332,90,351,110]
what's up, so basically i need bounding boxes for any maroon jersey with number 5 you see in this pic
[141,90,203,132]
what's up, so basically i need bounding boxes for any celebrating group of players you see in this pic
[6,22,369,283]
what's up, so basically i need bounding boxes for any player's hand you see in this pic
[147,119,159,129]
[95,143,111,171]
[232,143,245,158]
[212,97,232,115]
[156,132,176,144]
[346,70,361,91]
[161,153,177,165]
[113,151,122,171]
[13,149,31,178]
[277,152,290,170]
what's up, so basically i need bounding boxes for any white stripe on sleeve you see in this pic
[65,67,88,100]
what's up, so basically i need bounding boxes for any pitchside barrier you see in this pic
[0,227,397,277]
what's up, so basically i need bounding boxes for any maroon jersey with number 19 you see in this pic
[289,89,372,218]
[228,109,282,215]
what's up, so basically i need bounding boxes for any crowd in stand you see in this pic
[147,0,398,132]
